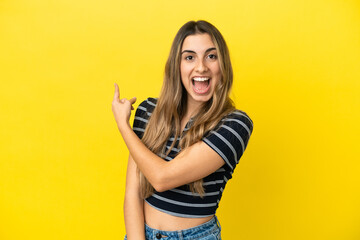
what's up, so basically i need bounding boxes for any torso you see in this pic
[132,98,253,232]
[143,115,213,231]
[144,201,213,231]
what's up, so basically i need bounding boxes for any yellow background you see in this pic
[1,0,359,239]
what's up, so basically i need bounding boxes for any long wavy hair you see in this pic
[139,20,235,198]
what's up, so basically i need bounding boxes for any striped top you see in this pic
[133,97,253,218]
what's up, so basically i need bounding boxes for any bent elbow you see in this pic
[153,184,166,193]
[151,173,171,193]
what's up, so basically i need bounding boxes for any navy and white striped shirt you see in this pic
[133,97,253,218]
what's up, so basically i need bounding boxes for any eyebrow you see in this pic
[181,47,217,55]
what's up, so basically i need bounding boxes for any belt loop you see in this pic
[215,215,221,230]
[178,230,183,240]
[153,229,157,240]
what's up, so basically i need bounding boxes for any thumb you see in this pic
[129,97,137,110]
[129,97,137,105]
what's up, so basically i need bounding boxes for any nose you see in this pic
[195,59,208,73]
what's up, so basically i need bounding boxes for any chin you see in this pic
[191,94,213,104]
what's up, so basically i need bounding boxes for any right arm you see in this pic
[112,87,252,192]
[124,154,145,240]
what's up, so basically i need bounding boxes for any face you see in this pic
[180,33,221,109]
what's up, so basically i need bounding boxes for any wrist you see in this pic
[118,120,131,134]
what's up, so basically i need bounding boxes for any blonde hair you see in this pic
[139,20,235,198]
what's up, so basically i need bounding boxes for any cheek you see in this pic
[211,63,221,79]
[180,65,187,86]
[180,62,185,75]
[213,62,221,75]
[180,64,192,78]
[211,64,222,87]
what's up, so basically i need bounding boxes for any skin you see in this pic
[180,33,221,123]
[113,33,225,237]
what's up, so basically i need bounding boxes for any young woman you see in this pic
[112,20,253,240]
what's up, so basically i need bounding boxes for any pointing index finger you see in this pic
[113,83,120,101]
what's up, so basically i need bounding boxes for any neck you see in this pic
[185,99,202,120]
[180,98,202,131]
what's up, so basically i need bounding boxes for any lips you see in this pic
[192,76,211,94]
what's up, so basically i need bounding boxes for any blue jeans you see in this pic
[124,215,221,240]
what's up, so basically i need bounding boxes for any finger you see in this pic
[113,83,120,101]
[129,97,137,105]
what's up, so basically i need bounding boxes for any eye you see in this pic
[185,55,194,61]
[208,54,217,60]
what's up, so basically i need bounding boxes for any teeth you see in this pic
[192,77,210,81]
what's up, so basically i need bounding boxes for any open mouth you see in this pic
[192,77,211,94]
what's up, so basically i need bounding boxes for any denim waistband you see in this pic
[145,215,221,240]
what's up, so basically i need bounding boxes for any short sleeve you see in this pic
[132,98,157,139]
[202,110,254,170]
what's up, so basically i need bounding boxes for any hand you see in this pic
[112,83,137,131]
